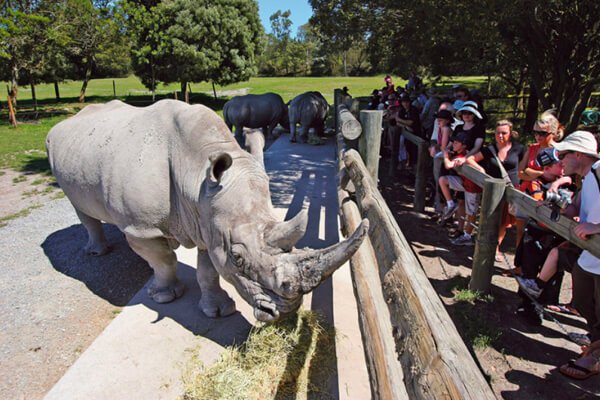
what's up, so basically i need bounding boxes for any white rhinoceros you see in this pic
[288,91,329,143]
[46,99,368,322]
[223,93,288,146]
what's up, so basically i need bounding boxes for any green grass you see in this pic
[0,204,44,227]
[0,74,487,175]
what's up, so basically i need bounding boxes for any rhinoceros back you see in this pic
[46,99,235,237]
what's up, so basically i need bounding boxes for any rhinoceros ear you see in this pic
[207,152,233,187]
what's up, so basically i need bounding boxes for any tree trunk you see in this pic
[10,64,18,108]
[31,83,37,112]
[343,51,348,76]
[523,84,539,136]
[79,63,93,103]
[563,85,594,133]
[54,81,60,101]
[212,82,217,101]
[180,81,188,103]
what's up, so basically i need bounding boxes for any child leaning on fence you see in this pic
[438,131,483,246]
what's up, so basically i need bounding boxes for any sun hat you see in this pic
[434,109,453,121]
[552,130,600,159]
[456,102,482,120]
[384,75,392,82]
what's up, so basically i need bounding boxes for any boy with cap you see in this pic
[438,131,482,245]
[552,131,600,379]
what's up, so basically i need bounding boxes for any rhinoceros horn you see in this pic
[283,218,369,293]
[265,209,309,251]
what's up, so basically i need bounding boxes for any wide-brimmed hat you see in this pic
[552,131,600,159]
[434,109,453,121]
[456,103,482,120]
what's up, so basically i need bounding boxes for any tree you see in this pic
[124,0,265,100]
[496,0,600,131]
[308,0,364,76]
[0,5,50,106]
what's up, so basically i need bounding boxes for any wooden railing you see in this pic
[334,91,496,399]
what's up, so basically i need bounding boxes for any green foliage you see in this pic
[124,0,265,91]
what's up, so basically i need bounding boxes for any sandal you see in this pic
[547,304,581,316]
[560,356,600,380]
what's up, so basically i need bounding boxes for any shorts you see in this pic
[557,241,583,273]
[447,175,481,215]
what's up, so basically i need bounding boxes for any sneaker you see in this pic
[517,277,543,298]
[440,203,458,222]
[451,234,474,246]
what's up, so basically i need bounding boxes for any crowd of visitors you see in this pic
[368,75,600,380]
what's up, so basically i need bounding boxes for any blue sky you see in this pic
[257,0,313,37]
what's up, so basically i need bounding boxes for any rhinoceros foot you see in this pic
[199,291,236,318]
[84,241,111,256]
[147,279,185,303]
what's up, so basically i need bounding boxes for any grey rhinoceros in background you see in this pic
[46,99,368,322]
[223,92,289,147]
[288,91,329,143]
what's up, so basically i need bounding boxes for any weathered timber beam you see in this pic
[343,149,495,400]
[358,110,383,182]
[337,104,362,140]
[338,188,409,400]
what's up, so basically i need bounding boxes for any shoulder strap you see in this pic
[593,162,600,190]
[488,145,514,187]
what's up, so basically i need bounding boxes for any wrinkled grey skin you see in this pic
[223,93,289,147]
[46,99,368,322]
[288,91,329,143]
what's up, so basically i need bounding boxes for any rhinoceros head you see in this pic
[200,151,369,322]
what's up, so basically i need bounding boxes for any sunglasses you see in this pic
[557,151,573,160]
[533,130,550,137]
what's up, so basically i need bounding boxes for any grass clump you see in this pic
[0,204,43,227]
[182,309,336,400]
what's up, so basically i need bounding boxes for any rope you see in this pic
[500,252,590,347]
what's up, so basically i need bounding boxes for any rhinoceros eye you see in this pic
[230,244,245,268]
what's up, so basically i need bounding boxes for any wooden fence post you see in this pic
[469,177,505,293]
[113,80,116,97]
[334,88,343,134]
[359,110,383,182]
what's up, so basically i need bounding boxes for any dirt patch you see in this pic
[0,169,63,221]
[377,154,599,398]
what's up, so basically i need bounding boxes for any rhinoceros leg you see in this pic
[125,235,184,303]
[234,124,245,148]
[74,208,111,256]
[196,249,236,318]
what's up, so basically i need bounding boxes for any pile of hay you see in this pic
[181,309,336,400]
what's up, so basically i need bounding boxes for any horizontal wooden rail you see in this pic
[337,104,362,140]
[341,147,495,400]
[456,164,600,259]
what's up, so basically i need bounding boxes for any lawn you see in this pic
[0,75,486,174]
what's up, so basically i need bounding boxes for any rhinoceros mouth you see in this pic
[252,289,303,322]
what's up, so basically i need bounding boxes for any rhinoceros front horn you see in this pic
[287,218,369,293]
[265,209,308,251]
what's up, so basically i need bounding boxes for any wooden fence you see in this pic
[334,91,496,399]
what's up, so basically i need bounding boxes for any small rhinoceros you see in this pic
[288,91,329,143]
[223,93,289,146]
[46,99,368,322]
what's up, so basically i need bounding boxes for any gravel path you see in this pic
[0,198,151,400]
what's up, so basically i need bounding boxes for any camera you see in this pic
[545,188,574,221]
[545,188,573,209]
[535,147,560,168]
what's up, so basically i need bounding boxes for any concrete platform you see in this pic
[44,133,370,400]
